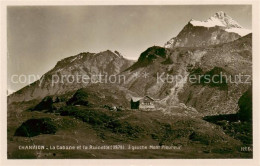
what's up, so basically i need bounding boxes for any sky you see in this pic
[7,5,252,92]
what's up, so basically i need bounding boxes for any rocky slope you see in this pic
[178,34,252,115]
[121,33,251,115]
[8,50,134,103]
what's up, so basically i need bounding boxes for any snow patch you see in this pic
[190,17,225,28]
[111,51,119,57]
[56,68,63,72]
[70,54,84,63]
[113,51,124,58]
[225,28,251,36]
[70,57,77,62]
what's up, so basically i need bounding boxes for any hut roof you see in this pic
[131,97,143,102]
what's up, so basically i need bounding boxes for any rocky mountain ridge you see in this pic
[8,50,134,103]
[120,34,251,115]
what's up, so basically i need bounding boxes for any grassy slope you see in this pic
[8,100,252,159]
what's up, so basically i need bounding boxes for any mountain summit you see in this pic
[165,11,251,48]
[8,50,134,103]
[213,11,242,28]
[189,11,242,28]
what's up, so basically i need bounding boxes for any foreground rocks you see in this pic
[14,118,57,137]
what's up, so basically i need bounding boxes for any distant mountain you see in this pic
[8,50,134,103]
[164,11,251,48]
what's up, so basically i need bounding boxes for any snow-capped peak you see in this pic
[190,16,225,28]
[225,28,251,37]
[213,11,242,28]
[190,11,241,28]
[189,11,251,36]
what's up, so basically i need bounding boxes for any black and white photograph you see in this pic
[1,1,259,165]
